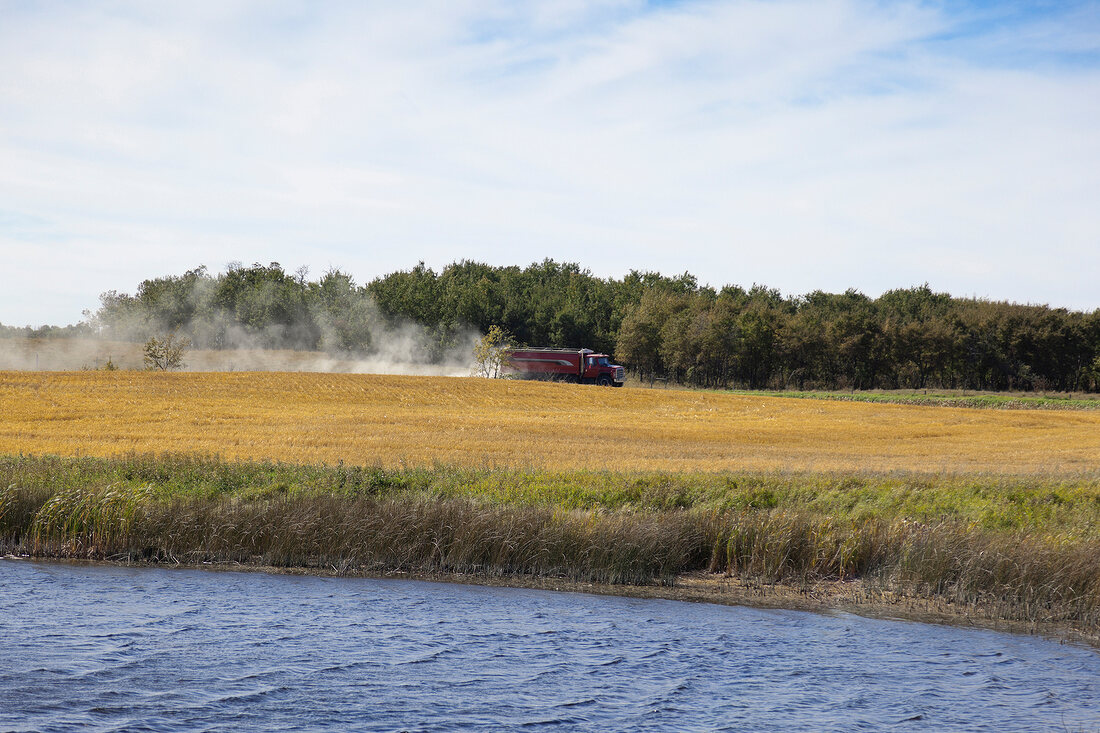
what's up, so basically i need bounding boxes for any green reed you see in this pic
[2,453,1098,632]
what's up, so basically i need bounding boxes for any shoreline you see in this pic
[5,454,1098,652]
[9,554,1097,651]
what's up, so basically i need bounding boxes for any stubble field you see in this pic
[2,370,1099,474]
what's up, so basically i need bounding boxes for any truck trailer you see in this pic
[504,348,625,386]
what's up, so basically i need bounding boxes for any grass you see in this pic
[745,389,1100,411]
[2,453,1099,634]
[4,453,1097,533]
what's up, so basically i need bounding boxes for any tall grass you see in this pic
[29,483,150,556]
[3,453,1097,532]
[4,485,708,585]
[707,513,1100,627]
[2,454,1099,632]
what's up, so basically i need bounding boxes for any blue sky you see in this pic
[2,0,1098,326]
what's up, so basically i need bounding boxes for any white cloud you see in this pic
[1,0,1098,325]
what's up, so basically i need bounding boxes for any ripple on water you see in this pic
[2,560,1100,732]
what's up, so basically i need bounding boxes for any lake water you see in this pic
[1,559,1098,731]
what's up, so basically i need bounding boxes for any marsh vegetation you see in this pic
[2,453,1098,637]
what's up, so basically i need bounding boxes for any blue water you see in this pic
[1,560,1098,732]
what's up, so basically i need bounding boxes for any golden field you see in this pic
[2,370,1099,474]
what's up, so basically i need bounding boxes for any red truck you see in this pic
[504,348,626,387]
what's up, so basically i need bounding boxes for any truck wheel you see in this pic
[597,375,612,387]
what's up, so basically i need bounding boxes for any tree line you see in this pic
[53,260,1100,392]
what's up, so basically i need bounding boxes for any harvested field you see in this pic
[1,371,1098,474]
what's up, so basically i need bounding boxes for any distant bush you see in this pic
[143,333,190,371]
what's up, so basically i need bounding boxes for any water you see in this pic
[1,560,1098,732]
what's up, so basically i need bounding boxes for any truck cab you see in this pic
[583,353,626,387]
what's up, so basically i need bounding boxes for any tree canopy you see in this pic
[76,260,1100,392]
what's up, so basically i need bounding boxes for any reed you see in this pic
[3,453,1097,534]
[8,487,708,585]
[27,483,150,556]
[2,454,1098,631]
[706,512,1100,628]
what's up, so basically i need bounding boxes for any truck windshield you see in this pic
[597,357,609,366]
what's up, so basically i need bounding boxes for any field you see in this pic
[2,370,1099,643]
[3,371,1100,473]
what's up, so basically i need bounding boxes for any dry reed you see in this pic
[3,463,1097,630]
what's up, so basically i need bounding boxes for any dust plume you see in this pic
[2,265,483,375]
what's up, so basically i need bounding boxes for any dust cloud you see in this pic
[0,335,479,375]
[2,305,481,376]
[2,269,487,374]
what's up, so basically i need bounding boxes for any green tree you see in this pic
[143,332,191,371]
[472,325,511,378]
[311,269,378,353]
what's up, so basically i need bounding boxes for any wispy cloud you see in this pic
[1,0,1098,325]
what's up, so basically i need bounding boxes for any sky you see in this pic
[2,0,1098,326]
